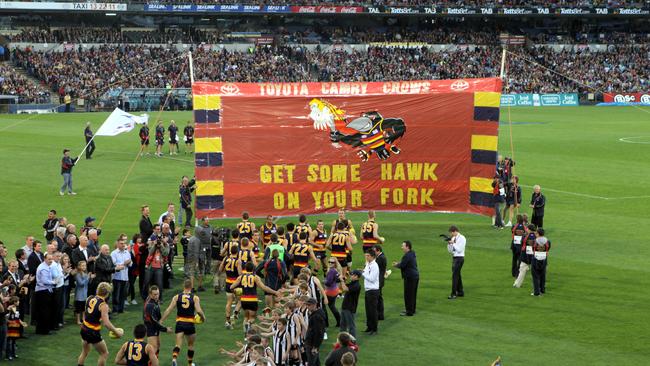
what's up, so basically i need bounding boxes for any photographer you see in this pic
[491,176,506,229]
[160,222,175,289]
[446,225,465,300]
[194,217,212,292]
[504,176,522,227]
[145,224,170,300]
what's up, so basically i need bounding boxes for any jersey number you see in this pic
[362,223,373,233]
[242,275,255,288]
[128,343,143,361]
[239,223,251,234]
[295,245,309,256]
[332,234,346,245]
[181,295,191,309]
[87,298,98,314]
[225,259,236,272]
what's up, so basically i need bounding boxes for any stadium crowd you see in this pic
[0,64,50,103]
[9,42,650,104]
[139,0,646,6]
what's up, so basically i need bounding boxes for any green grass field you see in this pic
[1,106,649,365]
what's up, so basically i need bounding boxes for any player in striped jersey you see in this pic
[114,324,159,366]
[327,222,353,278]
[296,214,311,237]
[309,220,328,276]
[259,318,290,366]
[288,232,320,280]
[361,210,385,253]
[219,245,241,330]
[284,300,305,366]
[230,261,281,333]
[238,238,258,268]
[237,212,256,240]
[260,215,278,251]
[78,282,124,366]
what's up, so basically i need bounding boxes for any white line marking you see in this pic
[101,150,194,163]
[519,184,650,201]
[618,136,650,144]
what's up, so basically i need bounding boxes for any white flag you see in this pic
[95,108,149,137]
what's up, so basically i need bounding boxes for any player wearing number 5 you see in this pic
[78,282,124,366]
[115,324,159,366]
[160,279,206,366]
[230,261,282,333]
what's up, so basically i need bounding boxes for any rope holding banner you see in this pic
[97,59,190,229]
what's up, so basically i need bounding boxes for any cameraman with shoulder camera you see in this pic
[211,227,230,294]
[492,175,506,229]
[446,226,465,300]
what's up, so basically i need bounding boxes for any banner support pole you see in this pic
[75,135,97,166]
[500,47,507,79]
[188,52,195,85]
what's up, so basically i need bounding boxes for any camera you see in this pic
[439,234,452,242]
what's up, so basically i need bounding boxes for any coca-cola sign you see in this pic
[291,6,363,13]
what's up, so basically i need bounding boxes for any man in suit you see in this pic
[4,260,32,322]
[372,245,386,321]
[71,235,98,273]
[139,205,154,240]
[27,240,44,277]
[529,185,546,229]
[393,241,419,316]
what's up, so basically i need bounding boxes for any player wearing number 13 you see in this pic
[115,324,159,366]
[77,282,124,366]
[160,279,206,366]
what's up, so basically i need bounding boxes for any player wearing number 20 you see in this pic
[115,324,159,366]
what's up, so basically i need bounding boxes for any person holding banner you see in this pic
[84,122,95,159]
[59,149,78,196]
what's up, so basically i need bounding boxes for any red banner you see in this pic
[290,6,364,13]
[192,78,502,219]
[603,92,650,104]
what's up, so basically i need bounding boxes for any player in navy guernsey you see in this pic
[78,282,124,366]
[361,210,385,253]
[331,209,357,267]
[237,212,256,240]
[115,324,159,366]
[237,237,258,268]
[327,222,353,279]
[168,120,179,155]
[230,261,281,333]
[261,215,278,250]
[288,232,320,281]
[160,279,206,366]
[510,215,526,278]
[514,224,538,288]
[139,123,150,155]
[309,220,328,275]
[143,286,171,358]
[154,121,165,157]
[531,228,551,296]
[183,121,194,154]
[220,230,240,258]
[296,214,311,236]
[219,245,241,330]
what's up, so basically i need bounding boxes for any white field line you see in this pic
[618,136,650,144]
[519,184,647,201]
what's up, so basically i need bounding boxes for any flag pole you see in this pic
[188,51,195,85]
[500,47,507,79]
[75,135,96,166]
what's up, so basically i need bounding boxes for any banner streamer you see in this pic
[192,78,502,218]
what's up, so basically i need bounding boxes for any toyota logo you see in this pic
[220,83,240,95]
[450,80,469,91]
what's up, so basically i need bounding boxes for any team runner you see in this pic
[114,324,160,366]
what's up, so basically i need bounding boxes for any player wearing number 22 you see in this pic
[115,324,159,366]
[77,282,125,366]
[160,279,206,366]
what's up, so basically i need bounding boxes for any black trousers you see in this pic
[377,286,384,320]
[511,244,522,277]
[404,277,419,315]
[532,213,544,229]
[34,290,53,334]
[451,257,464,296]
[183,207,193,227]
[86,139,95,158]
[326,295,341,327]
[53,286,64,328]
[365,289,379,332]
[112,280,128,313]
[531,259,547,295]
